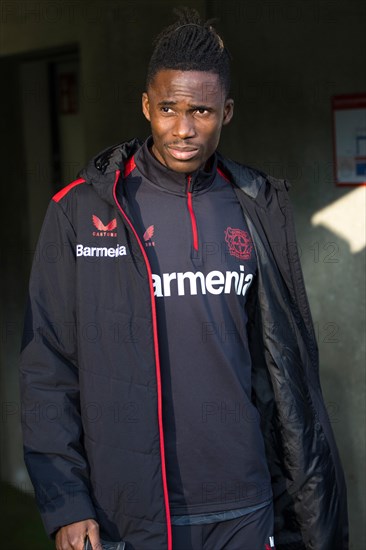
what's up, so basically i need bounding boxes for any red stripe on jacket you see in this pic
[52,178,85,203]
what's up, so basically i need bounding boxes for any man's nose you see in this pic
[173,115,196,139]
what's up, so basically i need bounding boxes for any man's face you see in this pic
[142,70,234,173]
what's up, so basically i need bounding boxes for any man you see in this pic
[19,7,348,550]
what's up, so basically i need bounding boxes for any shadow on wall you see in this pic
[301,201,365,550]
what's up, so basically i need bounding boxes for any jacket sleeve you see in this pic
[19,198,97,538]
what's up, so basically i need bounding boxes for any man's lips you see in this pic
[167,145,200,161]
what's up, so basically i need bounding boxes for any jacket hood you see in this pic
[215,151,290,199]
[78,138,290,207]
[77,138,143,205]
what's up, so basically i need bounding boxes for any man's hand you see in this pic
[55,519,101,550]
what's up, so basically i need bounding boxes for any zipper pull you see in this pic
[186,174,199,251]
[186,174,192,192]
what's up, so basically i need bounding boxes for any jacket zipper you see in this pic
[186,174,199,251]
[112,168,172,550]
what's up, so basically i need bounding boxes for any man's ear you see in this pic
[222,98,234,126]
[142,92,151,122]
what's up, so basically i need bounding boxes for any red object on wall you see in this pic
[59,73,78,114]
[332,92,366,186]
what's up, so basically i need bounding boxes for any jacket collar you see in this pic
[78,138,289,208]
[134,136,217,196]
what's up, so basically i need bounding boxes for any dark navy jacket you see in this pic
[19,138,349,549]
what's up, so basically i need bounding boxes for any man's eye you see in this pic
[161,107,172,113]
[196,108,209,115]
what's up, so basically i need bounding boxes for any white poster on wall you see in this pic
[332,94,366,186]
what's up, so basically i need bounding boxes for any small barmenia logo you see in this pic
[92,215,117,237]
[143,225,155,247]
[76,244,127,257]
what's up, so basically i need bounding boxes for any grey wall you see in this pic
[0,0,365,547]
[0,56,31,490]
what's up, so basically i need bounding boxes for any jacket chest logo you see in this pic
[76,244,127,258]
[92,215,117,237]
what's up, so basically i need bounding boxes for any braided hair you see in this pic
[146,7,232,98]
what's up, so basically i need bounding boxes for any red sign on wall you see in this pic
[332,93,366,186]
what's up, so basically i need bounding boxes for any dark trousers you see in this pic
[172,502,275,550]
